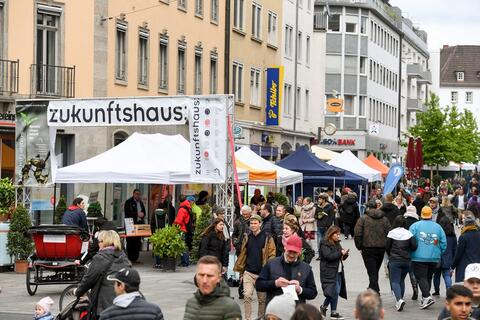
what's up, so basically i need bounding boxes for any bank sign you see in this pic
[265,67,283,126]
[320,138,356,146]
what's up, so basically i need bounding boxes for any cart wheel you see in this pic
[59,284,77,311]
[26,266,38,296]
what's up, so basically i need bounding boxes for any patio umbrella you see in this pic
[415,138,423,179]
[405,137,416,180]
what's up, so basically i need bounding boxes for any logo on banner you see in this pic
[266,67,284,126]
[383,164,404,195]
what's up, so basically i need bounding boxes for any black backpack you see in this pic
[180,206,194,233]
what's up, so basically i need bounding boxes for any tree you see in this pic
[54,196,67,224]
[190,204,212,263]
[409,93,451,168]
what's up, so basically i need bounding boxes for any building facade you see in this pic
[0,0,226,224]
[313,0,430,161]
[437,45,480,126]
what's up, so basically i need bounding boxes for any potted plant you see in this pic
[54,196,67,224]
[87,202,103,218]
[7,205,34,273]
[150,225,186,271]
[191,205,212,263]
[0,178,15,222]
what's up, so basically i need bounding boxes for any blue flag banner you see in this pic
[383,164,404,195]
[265,67,283,126]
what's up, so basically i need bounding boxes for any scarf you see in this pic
[461,224,479,235]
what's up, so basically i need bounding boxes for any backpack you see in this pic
[180,206,194,233]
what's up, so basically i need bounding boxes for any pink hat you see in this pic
[285,234,302,253]
[37,296,54,313]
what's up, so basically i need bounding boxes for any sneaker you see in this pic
[330,312,344,320]
[432,291,440,296]
[320,305,327,317]
[420,296,435,309]
[395,299,406,311]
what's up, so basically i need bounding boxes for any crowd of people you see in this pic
[28,173,480,320]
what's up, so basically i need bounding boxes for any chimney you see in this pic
[443,45,449,49]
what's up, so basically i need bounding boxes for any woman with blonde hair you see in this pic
[441,195,456,223]
[75,230,131,318]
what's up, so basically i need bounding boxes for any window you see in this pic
[252,2,261,39]
[115,22,127,81]
[328,14,340,32]
[296,87,301,119]
[451,91,458,103]
[194,48,202,94]
[284,83,292,115]
[195,0,203,16]
[466,91,473,104]
[250,68,261,106]
[233,0,244,30]
[285,25,293,58]
[178,0,187,10]
[360,57,366,74]
[209,53,217,94]
[177,42,186,94]
[359,96,366,116]
[305,90,310,118]
[267,11,277,46]
[306,36,311,66]
[138,29,149,86]
[36,10,60,93]
[232,61,243,102]
[360,16,367,34]
[211,0,218,22]
[297,31,302,63]
[345,22,356,33]
[344,95,354,115]
[159,36,168,91]
[457,72,464,81]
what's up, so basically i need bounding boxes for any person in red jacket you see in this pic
[174,195,195,266]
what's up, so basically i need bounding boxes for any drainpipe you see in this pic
[293,0,299,134]
[224,0,231,94]
[397,34,403,160]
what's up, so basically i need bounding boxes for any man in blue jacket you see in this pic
[409,206,447,310]
[255,233,317,305]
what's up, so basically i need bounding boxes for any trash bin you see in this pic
[0,222,12,266]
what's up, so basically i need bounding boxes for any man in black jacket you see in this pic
[380,193,401,226]
[124,189,146,263]
[260,203,282,250]
[412,193,426,219]
[256,233,317,305]
[354,202,391,294]
[101,268,164,320]
[316,193,335,258]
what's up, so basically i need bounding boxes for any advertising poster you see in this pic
[149,184,174,214]
[15,100,52,186]
[265,67,284,126]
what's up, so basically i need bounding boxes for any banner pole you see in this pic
[227,115,243,209]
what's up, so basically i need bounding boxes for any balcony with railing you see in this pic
[407,63,432,84]
[0,59,19,95]
[407,98,425,112]
[30,64,75,98]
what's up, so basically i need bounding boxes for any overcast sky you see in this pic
[389,0,480,52]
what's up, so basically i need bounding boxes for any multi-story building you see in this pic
[313,0,430,162]
[0,0,225,223]
[279,0,322,157]
[230,0,283,159]
[437,45,480,126]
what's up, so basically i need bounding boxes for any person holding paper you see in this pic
[256,233,317,306]
[124,189,146,263]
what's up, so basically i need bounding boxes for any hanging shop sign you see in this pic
[320,138,356,146]
[265,67,284,126]
[326,98,344,113]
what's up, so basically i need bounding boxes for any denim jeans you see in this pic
[389,260,410,301]
[317,227,327,253]
[323,273,342,312]
[433,268,452,293]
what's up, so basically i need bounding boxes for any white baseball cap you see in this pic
[465,263,480,281]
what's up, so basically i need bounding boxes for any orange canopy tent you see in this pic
[363,154,389,178]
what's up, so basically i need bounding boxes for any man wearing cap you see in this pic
[256,233,318,305]
[234,214,276,320]
[409,206,447,309]
[101,268,164,320]
[438,263,480,320]
[452,211,480,282]
[174,195,196,267]
[124,189,146,263]
[354,200,391,294]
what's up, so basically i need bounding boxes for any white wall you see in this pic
[439,87,480,126]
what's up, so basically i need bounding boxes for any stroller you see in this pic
[55,296,90,320]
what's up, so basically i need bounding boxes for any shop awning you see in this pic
[235,146,303,187]
[363,155,389,177]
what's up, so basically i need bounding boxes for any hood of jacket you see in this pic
[67,205,82,211]
[387,227,413,240]
[194,280,231,305]
[344,195,357,205]
[381,202,397,213]
[366,209,384,219]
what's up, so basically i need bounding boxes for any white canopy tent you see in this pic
[328,150,382,182]
[235,146,303,187]
[311,145,339,161]
[54,132,248,184]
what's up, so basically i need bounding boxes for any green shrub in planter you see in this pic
[150,225,186,259]
[274,193,289,206]
[87,202,103,218]
[54,196,67,224]
[191,204,213,263]
[7,205,34,260]
[0,178,15,220]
